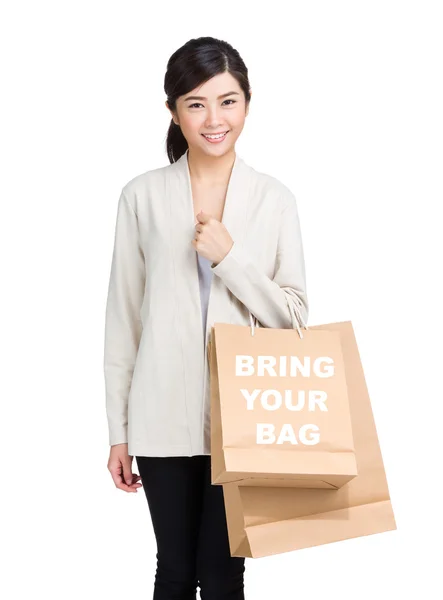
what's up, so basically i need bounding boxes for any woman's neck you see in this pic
[187,148,236,186]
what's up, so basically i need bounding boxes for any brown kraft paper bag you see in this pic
[215,321,397,558]
[208,321,357,489]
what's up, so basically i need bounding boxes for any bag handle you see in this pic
[249,296,309,339]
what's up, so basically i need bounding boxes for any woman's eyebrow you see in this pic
[183,91,240,102]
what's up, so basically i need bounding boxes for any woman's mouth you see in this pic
[201,131,229,143]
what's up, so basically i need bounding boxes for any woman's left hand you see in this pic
[191,210,233,266]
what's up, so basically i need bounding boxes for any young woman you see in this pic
[104,36,309,599]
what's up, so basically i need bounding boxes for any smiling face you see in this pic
[167,71,250,158]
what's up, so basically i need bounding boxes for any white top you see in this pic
[196,253,213,339]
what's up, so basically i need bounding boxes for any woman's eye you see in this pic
[188,99,237,109]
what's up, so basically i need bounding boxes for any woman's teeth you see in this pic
[202,131,229,142]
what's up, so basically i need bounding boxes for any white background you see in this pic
[1,1,442,598]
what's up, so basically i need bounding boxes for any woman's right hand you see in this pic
[107,443,143,493]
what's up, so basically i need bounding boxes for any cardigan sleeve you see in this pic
[210,190,308,330]
[103,189,146,447]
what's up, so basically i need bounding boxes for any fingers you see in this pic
[111,469,143,493]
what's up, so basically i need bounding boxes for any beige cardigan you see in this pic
[103,149,309,457]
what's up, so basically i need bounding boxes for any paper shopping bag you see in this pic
[208,322,357,489]
[220,320,397,558]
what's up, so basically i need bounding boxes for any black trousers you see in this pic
[135,454,246,600]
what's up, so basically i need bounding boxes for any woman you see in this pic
[104,36,309,599]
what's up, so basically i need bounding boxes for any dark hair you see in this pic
[164,36,251,164]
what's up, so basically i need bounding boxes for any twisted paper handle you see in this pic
[249,295,308,339]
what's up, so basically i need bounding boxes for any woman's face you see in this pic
[168,71,249,158]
